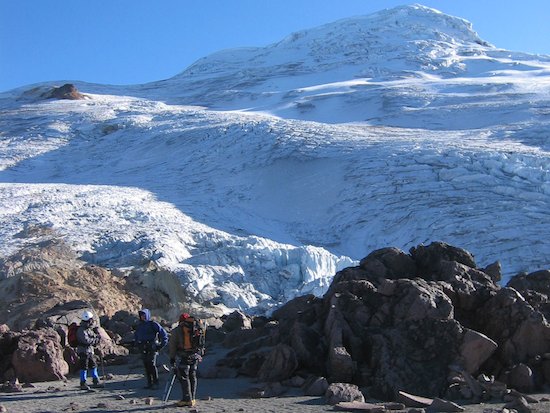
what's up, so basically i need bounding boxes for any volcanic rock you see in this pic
[41,83,87,100]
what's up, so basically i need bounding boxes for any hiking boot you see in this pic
[92,379,104,388]
[191,399,197,407]
[79,382,90,390]
[175,400,193,407]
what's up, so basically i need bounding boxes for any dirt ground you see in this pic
[1,346,550,413]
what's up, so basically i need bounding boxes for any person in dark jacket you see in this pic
[168,313,205,407]
[134,308,168,389]
[77,310,103,390]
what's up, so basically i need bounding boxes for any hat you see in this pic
[179,313,191,321]
[81,310,94,321]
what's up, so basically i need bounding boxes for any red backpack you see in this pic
[67,322,79,347]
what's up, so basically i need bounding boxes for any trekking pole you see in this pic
[99,351,107,380]
[162,372,177,406]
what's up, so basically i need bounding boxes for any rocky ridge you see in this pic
[2,239,550,412]
[204,242,550,410]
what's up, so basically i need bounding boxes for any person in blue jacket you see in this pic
[134,308,168,389]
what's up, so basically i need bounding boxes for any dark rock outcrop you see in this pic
[213,241,550,402]
[41,83,87,100]
[2,239,550,404]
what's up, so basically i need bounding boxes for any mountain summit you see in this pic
[179,3,487,81]
[0,5,549,315]
[135,4,546,129]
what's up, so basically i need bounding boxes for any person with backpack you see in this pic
[76,310,103,390]
[134,308,168,389]
[168,312,206,407]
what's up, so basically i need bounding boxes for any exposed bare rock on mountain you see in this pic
[41,83,87,100]
[2,226,80,276]
[257,343,298,382]
[213,241,550,402]
[475,287,550,378]
[0,226,229,333]
[1,238,550,404]
[505,270,550,322]
[507,270,550,295]
[0,230,163,330]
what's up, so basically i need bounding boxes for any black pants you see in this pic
[142,351,159,385]
[177,358,198,402]
[78,352,97,370]
[78,352,99,383]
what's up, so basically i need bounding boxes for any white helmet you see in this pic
[81,310,94,321]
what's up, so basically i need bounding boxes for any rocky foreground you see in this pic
[2,241,550,412]
[2,344,550,413]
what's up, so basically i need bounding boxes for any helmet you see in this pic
[81,310,94,321]
[179,313,191,322]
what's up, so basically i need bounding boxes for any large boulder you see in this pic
[359,247,417,281]
[257,344,298,382]
[272,294,322,325]
[458,328,498,375]
[477,288,550,364]
[303,376,329,396]
[325,382,365,405]
[288,321,324,373]
[435,261,498,326]
[507,270,550,321]
[0,329,20,382]
[368,318,463,399]
[505,363,536,393]
[11,328,69,382]
[390,278,454,323]
[322,273,462,398]
[410,242,477,278]
[222,310,252,331]
[507,270,550,294]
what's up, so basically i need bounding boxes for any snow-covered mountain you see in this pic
[1,4,549,314]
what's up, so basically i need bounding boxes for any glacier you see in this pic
[0,4,549,314]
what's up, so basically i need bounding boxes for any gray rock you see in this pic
[325,383,365,405]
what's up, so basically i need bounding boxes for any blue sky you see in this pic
[1,0,549,92]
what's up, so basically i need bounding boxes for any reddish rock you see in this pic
[11,328,68,382]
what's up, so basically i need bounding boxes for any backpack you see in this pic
[179,317,206,352]
[67,322,79,347]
